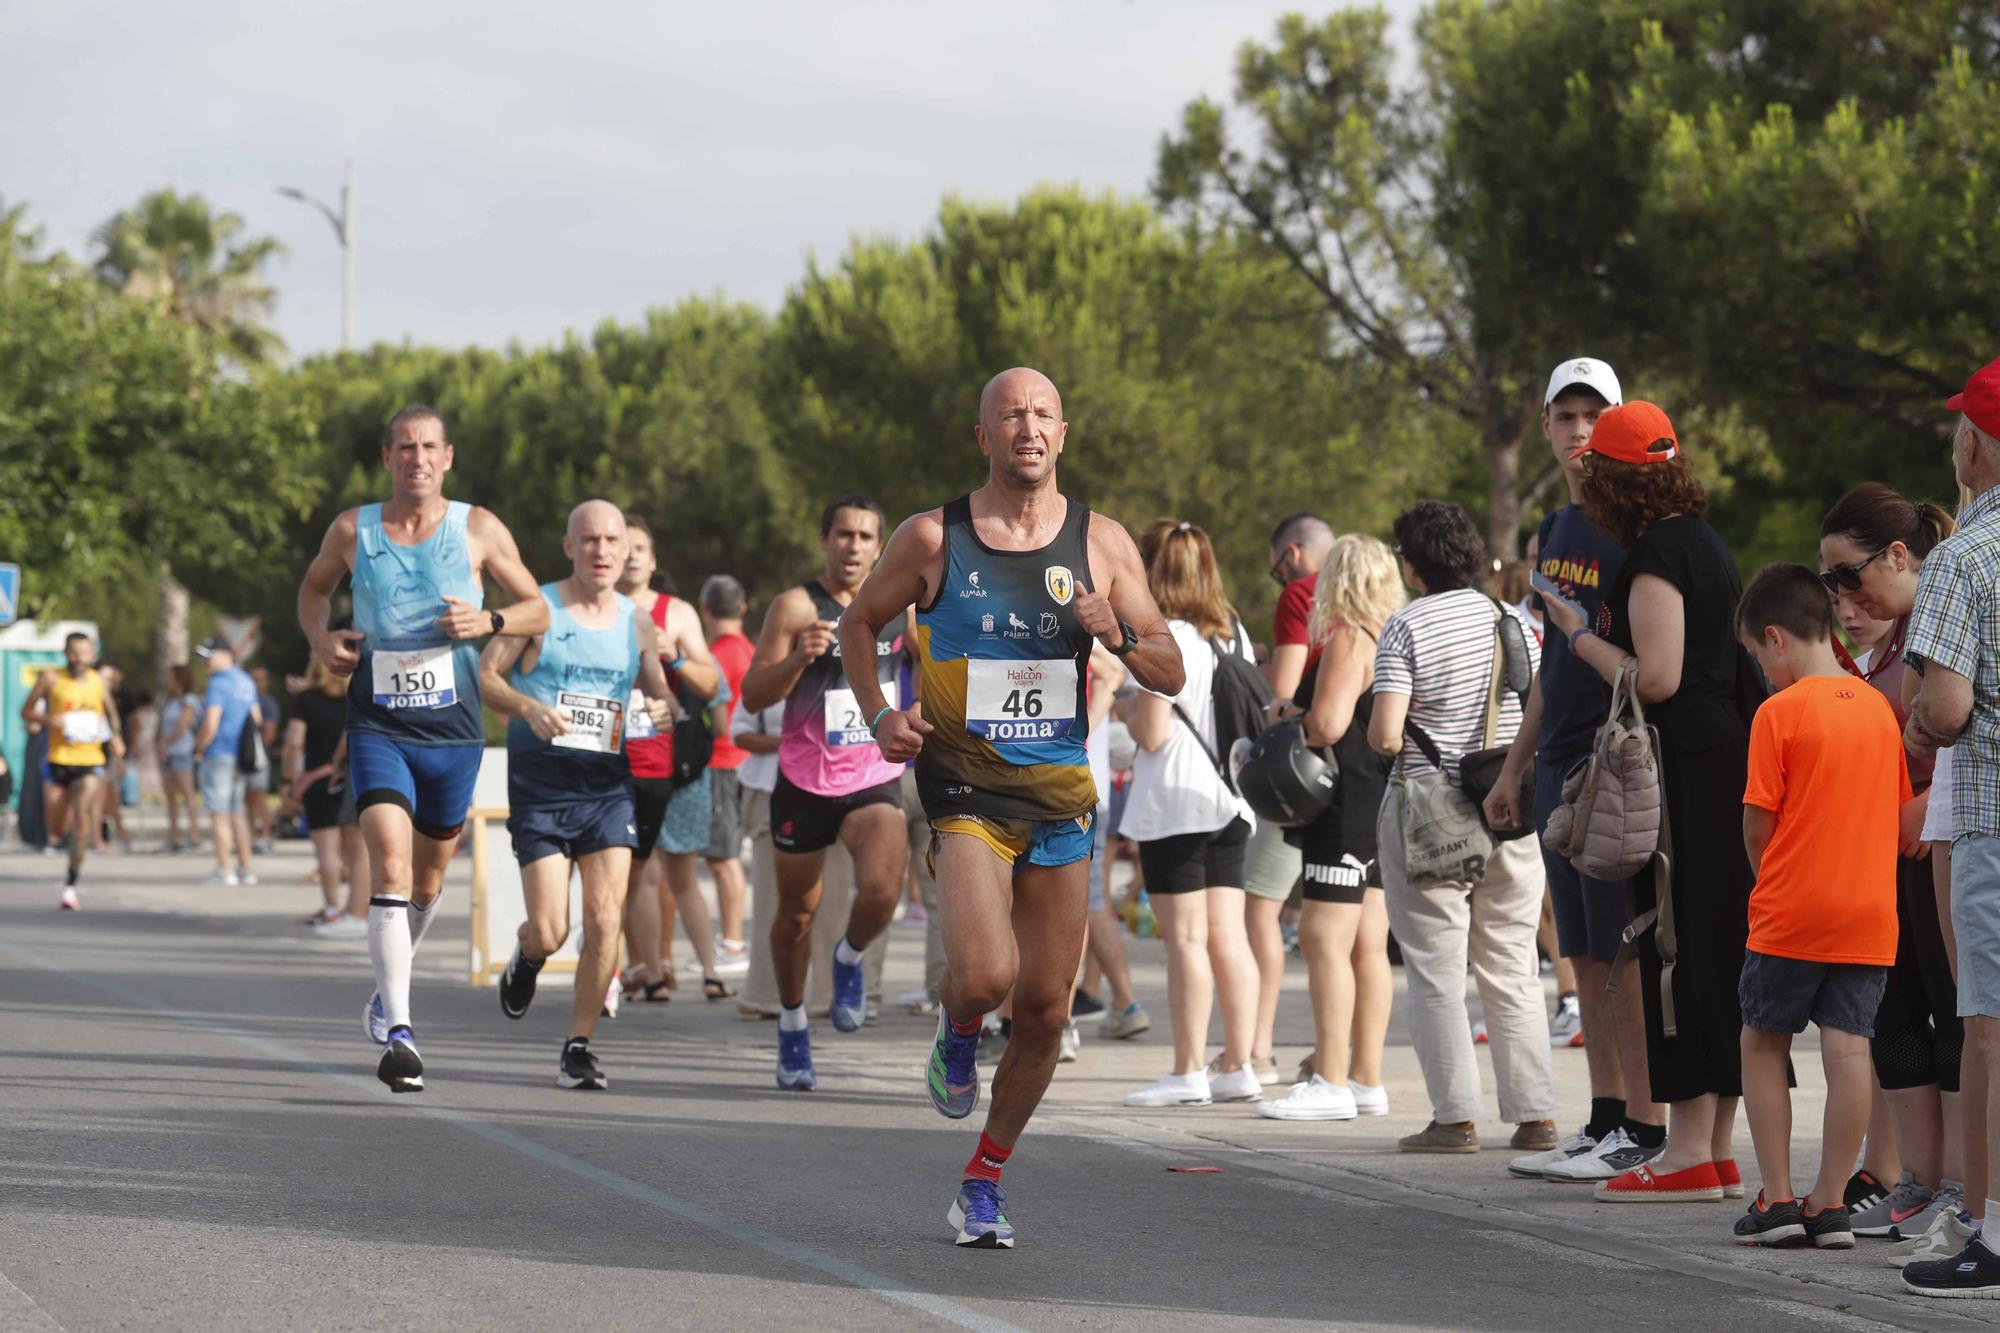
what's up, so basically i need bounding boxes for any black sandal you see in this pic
[703,976,735,1001]
[642,980,672,1003]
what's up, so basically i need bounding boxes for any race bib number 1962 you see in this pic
[552,692,624,753]
[370,646,457,711]
[965,659,1078,743]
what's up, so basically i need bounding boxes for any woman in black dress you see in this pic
[1539,400,1758,1203]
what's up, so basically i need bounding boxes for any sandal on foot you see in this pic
[703,976,736,1001]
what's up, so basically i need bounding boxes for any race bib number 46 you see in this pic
[371,646,457,711]
[965,659,1077,743]
[552,692,624,753]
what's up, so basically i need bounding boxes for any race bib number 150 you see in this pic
[965,659,1078,743]
[371,646,458,711]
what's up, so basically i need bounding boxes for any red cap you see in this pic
[1947,356,2000,441]
[1572,400,1679,465]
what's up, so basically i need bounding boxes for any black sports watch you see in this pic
[1108,621,1140,656]
[488,609,505,636]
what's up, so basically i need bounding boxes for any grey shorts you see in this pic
[1952,833,2000,1019]
[1739,950,1887,1038]
[1242,815,1303,902]
[705,768,743,861]
[199,753,246,815]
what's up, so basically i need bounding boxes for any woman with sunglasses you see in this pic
[1818,483,1969,1238]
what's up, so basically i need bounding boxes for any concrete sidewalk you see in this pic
[0,829,1982,1330]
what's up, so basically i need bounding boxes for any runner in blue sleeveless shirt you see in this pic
[840,368,1184,1249]
[298,404,548,1093]
[479,501,675,1091]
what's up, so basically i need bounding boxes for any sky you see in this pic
[3,0,1420,359]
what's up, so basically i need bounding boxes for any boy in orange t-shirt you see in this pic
[1734,564,1911,1250]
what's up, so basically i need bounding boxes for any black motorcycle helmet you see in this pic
[1229,719,1338,828]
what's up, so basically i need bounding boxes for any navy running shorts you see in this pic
[507,794,638,868]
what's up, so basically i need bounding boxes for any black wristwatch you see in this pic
[488,610,505,636]
[1108,621,1140,656]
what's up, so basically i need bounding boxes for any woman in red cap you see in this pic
[1539,400,1759,1203]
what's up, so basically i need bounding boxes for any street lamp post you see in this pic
[278,160,356,350]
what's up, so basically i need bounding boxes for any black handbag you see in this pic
[1409,602,1535,842]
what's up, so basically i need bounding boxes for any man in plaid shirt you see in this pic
[1905,354,2000,1298]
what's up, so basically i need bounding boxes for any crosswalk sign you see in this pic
[0,564,17,627]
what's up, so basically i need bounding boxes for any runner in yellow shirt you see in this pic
[21,631,123,910]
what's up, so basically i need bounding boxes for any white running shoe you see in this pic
[1124,1071,1212,1108]
[238,871,259,887]
[209,869,240,887]
[1209,1063,1264,1104]
[1347,1080,1390,1116]
[1256,1074,1356,1121]
[315,914,367,940]
[1540,1127,1660,1182]
[1508,1126,1595,1179]
[1887,1207,1976,1267]
[1057,1021,1081,1063]
[58,887,80,911]
[1549,994,1584,1047]
[364,993,390,1045]
[712,939,750,977]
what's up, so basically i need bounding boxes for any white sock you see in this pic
[778,1004,808,1032]
[369,897,416,1032]
[407,894,438,950]
[833,935,863,967]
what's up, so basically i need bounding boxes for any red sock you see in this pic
[949,1015,982,1036]
[964,1132,1012,1183]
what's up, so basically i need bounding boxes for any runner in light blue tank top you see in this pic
[478,500,676,1092]
[296,405,551,1095]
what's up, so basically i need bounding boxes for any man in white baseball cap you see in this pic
[1485,355,1671,1186]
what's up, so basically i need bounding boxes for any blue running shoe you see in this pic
[829,948,866,1032]
[776,1026,817,1091]
[948,1179,1015,1249]
[927,1013,980,1119]
[364,992,388,1045]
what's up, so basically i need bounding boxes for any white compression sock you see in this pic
[833,935,863,967]
[778,1004,808,1032]
[407,893,438,950]
[369,897,416,1032]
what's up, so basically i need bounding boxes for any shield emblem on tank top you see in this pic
[1044,565,1074,606]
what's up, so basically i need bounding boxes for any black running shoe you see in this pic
[557,1039,607,1091]
[1843,1169,1888,1212]
[1732,1193,1806,1248]
[1071,990,1107,1021]
[499,946,540,1020]
[1803,1202,1855,1249]
[378,1032,424,1093]
[1904,1235,2000,1298]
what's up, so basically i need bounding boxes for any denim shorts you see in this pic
[199,754,245,815]
[1739,950,1888,1037]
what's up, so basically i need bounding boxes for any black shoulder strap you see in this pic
[1064,498,1096,594]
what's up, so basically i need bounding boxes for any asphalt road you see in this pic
[0,837,1984,1332]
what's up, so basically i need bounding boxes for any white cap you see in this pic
[1543,356,1623,408]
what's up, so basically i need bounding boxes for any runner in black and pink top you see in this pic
[739,494,912,1089]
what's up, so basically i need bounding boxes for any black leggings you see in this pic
[1872,855,1963,1093]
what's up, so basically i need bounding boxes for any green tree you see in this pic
[92,188,286,365]
[0,206,321,676]
[767,186,1460,611]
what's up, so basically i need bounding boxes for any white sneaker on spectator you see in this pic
[1347,1080,1390,1116]
[208,869,240,887]
[1471,1019,1489,1044]
[1548,994,1584,1047]
[238,871,259,887]
[1541,1127,1660,1182]
[1124,1071,1212,1108]
[1057,1021,1081,1063]
[712,938,750,977]
[1209,1063,1263,1104]
[1256,1074,1356,1120]
[316,914,367,940]
[1508,1126,1594,1178]
[1887,1207,1977,1267]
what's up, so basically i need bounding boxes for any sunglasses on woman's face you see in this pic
[1818,546,1889,594]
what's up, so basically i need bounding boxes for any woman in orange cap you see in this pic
[1539,401,1759,1204]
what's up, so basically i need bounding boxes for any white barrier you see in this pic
[464,748,587,986]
